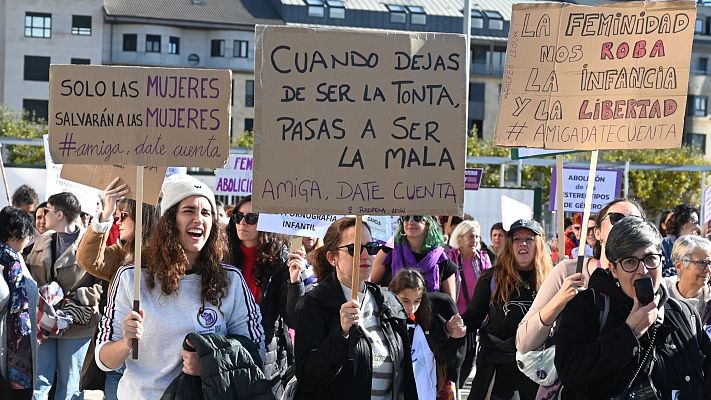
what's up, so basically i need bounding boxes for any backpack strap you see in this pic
[50,232,58,283]
[591,288,610,334]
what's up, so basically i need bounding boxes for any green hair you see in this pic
[395,215,445,252]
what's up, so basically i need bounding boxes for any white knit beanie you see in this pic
[160,174,216,217]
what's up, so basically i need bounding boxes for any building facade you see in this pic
[0,0,104,121]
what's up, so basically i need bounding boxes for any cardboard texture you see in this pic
[60,164,167,205]
[495,1,696,150]
[252,25,467,216]
[48,65,231,168]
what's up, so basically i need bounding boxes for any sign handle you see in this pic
[0,150,10,204]
[576,150,599,274]
[132,166,144,359]
[351,215,363,300]
[555,155,565,263]
[445,215,454,238]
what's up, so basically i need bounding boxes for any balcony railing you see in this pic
[471,62,504,76]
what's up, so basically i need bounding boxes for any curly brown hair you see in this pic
[144,202,228,310]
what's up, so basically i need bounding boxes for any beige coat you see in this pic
[76,225,128,282]
[26,229,101,339]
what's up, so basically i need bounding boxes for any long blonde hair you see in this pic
[492,233,552,303]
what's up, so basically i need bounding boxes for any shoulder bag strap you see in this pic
[50,233,58,283]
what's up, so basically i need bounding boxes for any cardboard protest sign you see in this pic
[465,168,484,191]
[495,1,695,150]
[215,154,252,196]
[549,166,621,213]
[257,213,341,238]
[48,65,231,168]
[60,164,167,205]
[43,135,102,214]
[252,25,467,216]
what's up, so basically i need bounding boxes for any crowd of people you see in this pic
[2,179,711,400]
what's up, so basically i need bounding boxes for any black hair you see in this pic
[593,198,646,259]
[0,206,36,243]
[11,184,39,208]
[490,222,504,235]
[47,192,82,223]
[605,217,661,264]
[666,203,699,237]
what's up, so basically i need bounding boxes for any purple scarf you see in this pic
[1,242,33,389]
[388,244,446,292]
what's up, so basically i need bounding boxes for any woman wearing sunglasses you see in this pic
[555,216,711,399]
[462,218,552,399]
[76,177,159,400]
[516,199,645,397]
[294,217,417,399]
[370,215,458,301]
[665,235,711,319]
[225,195,292,397]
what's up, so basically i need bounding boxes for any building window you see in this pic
[408,6,426,25]
[688,95,708,117]
[70,58,90,65]
[169,37,180,54]
[485,10,504,30]
[699,57,708,74]
[327,0,345,19]
[231,80,235,106]
[123,34,137,51]
[246,80,254,107]
[146,35,161,53]
[244,118,254,134]
[471,10,484,29]
[25,12,51,38]
[23,99,49,122]
[469,82,485,102]
[386,4,407,24]
[234,40,248,58]
[696,18,704,33]
[468,119,484,138]
[305,0,325,17]
[211,40,225,57]
[685,133,706,151]
[71,15,91,35]
[24,56,50,81]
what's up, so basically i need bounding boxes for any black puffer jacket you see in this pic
[555,268,711,399]
[254,247,293,398]
[161,333,274,400]
[294,271,418,400]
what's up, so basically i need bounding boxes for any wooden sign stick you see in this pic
[0,149,10,205]
[446,215,454,237]
[576,150,599,274]
[132,166,144,359]
[556,156,565,262]
[351,215,363,300]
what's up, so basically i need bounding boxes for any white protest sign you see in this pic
[166,167,187,177]
[43,135,102,215]
[257,213,341,238]
[215,154,253,196]
[549,167,621,213]
[704,184,711,225]
[364,215,395,243]
[502,195,533,231]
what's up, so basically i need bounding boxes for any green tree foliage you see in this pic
[466,133,708,219]
[0,104,46,165]
[232,131,254,148]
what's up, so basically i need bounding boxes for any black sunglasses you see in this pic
[400,215,424,223]
[338,242,380,257]
[601,212,628,225]
[119,211,130,222]
[233,212,259,225]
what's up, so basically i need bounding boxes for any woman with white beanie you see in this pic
[94,174,265,399]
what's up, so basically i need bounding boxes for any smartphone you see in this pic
[290,237,305,253]
[633,277,654,306]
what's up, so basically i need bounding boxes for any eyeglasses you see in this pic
[338,241,380,257]
[615,253,663,273]
[400,215,424,223]
[233,212,259,225]
[119,211,130,222]
[513,236,535,245]
[572,225,581,231]
[681,258,711,270]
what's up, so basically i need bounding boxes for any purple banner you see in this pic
[465,168,483,191]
